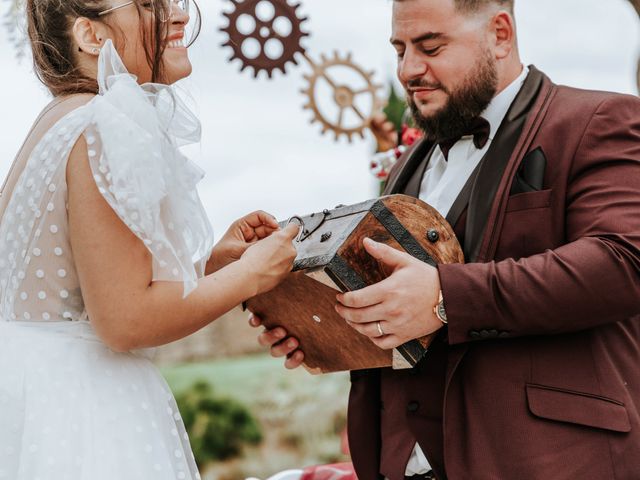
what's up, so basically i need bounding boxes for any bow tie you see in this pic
[438,117,491,160]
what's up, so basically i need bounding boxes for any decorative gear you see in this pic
[301,51,384,142]
[220,0,309,78]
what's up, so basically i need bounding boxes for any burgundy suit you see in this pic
[347,67,640,479]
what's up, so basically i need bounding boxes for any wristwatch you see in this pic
[433,290,447,324]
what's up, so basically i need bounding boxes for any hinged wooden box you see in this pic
[246,194,463,373]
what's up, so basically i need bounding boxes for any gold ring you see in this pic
[376,321,384,336]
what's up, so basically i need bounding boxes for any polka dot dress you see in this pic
[0,40,213,479]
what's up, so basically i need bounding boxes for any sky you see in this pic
[0,0,638,237]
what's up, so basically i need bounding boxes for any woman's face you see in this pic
[106,1,192,84]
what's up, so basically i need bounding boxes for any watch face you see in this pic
[437,302,447,322]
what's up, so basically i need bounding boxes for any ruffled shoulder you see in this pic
[85,40,214,297]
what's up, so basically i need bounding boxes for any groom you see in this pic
[253,0,640,478]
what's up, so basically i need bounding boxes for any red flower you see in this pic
[401,125,423,147]
[301,463,357,480]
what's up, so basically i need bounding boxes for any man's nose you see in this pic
[398,50,428,84]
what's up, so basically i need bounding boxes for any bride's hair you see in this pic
[26,0,201,97]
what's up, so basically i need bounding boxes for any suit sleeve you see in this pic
[439,95,640,345]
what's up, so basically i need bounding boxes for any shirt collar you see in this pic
[482,64,529,141]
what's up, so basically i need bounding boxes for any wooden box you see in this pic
[246,194,463,373]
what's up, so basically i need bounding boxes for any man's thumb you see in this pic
[363,238,408,268]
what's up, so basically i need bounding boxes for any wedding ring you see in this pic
[376,321,385,337]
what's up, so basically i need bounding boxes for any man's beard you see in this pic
[407,51,498,142]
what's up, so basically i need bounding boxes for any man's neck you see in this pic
[495,59,524,96]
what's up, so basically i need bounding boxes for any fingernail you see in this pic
[275,329,285,338]
[364,237,377,248]
[288,339,297,348]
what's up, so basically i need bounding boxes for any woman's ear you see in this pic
[73,17,109,56]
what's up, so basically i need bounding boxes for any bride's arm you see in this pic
[67,135,297,352]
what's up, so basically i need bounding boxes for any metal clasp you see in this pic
[287,209,331,242]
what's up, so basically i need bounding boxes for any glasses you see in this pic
[98,0,189,22]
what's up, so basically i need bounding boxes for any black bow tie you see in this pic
[438,117,491,160]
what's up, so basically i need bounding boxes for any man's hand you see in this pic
[369,113,399,152]
[249,313,305,369]
[335,238,444,350]
[207,211,280,274]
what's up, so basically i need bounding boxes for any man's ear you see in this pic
[73,17,109,56]
[490,11,515,60]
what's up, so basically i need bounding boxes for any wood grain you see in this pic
[248,271,392,372]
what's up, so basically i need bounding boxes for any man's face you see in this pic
[391,0,498,139]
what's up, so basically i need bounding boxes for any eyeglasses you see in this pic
[98,0,189,22]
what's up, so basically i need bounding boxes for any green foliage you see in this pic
[383,82,407,131]
[175,380,263,467]
[163,355,351,478]
[3,0,27,58]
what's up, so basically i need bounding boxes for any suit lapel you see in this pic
[444,67,556,412]
[464,67,545,261]
[402,143,437,198]
[384,139,435,195]
[445,161,480,231]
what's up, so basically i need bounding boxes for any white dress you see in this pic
[0,40,214,479]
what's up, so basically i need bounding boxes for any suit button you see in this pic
[469,330,480,339]
[488,329,499,338]
[407,401,420,413]
[498,331,510,338]
[479,329,490,339]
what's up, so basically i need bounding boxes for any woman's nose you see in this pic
[170,1,189,24]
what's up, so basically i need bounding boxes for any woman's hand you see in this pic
[240,222,300,296]
[207,210,280,274]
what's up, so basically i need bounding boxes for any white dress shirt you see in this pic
[405,64,529,476]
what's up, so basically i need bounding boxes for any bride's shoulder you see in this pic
[41,93,96,132]
[47,93,96,116]
[23,94,96,151]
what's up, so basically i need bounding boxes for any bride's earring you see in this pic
[92,47,100,55]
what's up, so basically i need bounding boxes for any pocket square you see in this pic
[510,147,547,194]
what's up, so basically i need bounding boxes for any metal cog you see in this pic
[220,0,309,78]
[301,51,384,142]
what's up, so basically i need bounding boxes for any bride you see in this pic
[0,0,298,478]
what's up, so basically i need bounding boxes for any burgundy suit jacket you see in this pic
[347,67,640,479]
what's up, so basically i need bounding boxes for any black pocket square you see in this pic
[510,147,547,194]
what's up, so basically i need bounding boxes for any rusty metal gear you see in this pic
[301,51,384,142]
[220,0,309,78]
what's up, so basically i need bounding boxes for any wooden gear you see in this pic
[301,51,384,142]
[246,194,464,374]
[220,0,309,78]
